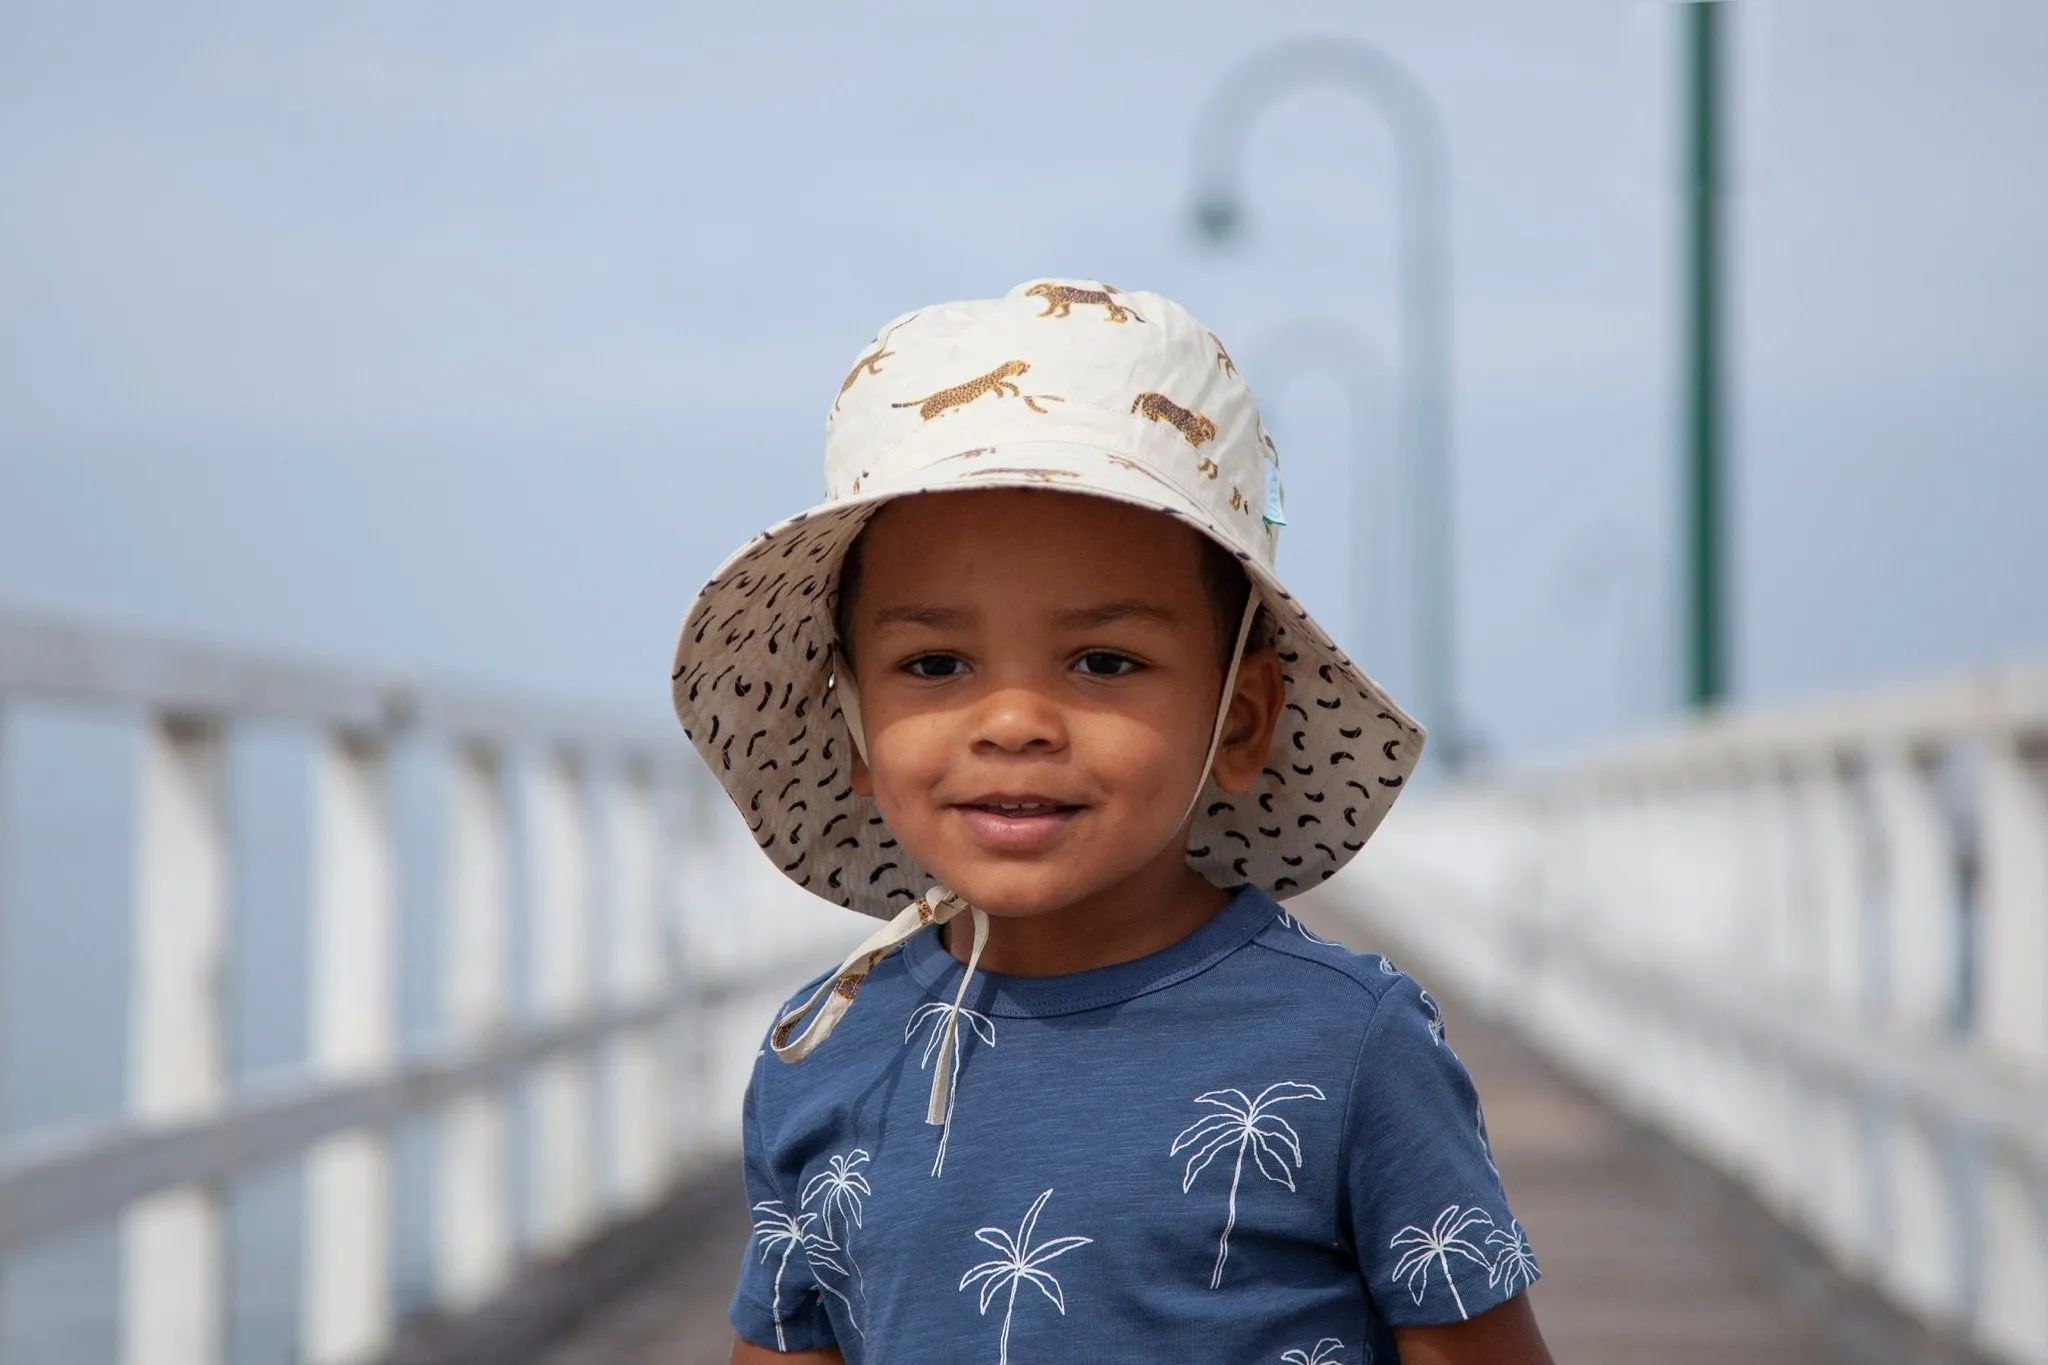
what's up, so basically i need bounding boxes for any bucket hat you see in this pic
[670,279,1422,1123]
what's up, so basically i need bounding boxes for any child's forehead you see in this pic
[851,491,1216,621]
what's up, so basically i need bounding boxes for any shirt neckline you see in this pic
[900,884,1277,1018]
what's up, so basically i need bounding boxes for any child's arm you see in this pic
[1340,974,1553,1354]
[1392,1292,1553,1365]
[729,1336,844,1364]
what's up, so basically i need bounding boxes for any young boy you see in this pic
[670,280,1551,1365]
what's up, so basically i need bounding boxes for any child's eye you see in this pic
[1074,651,1143,678]
[901,653,968,679]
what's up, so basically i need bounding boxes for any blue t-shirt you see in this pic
[732,886,1536,1364]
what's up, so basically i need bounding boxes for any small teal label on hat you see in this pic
[1263,460,1287,526]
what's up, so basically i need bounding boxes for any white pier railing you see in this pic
[0,606,853,1365]
[1345,662,2048,1364]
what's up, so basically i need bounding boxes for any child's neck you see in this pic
[939,861,1233,978]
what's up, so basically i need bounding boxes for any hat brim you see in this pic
[670,442,1423,918]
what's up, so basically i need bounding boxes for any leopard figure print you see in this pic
[1131,391,1218,447]
[893,359,1031,421]
[1026,282,1144,323]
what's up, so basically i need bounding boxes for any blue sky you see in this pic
[2,0,2043,763]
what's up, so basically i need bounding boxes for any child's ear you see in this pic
[1210,648,1284,794]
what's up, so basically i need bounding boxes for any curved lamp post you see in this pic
[1188,37,1459,770]
[1243,318,1391,674]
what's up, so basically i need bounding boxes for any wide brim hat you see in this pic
[670,278,1422,919]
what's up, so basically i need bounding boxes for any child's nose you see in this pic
[969,685,1068,754]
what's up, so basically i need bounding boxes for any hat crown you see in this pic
[823,279,1283,570]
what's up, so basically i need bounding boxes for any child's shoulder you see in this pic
[1246,904,1415,1003]
[1245,907,1459,1070]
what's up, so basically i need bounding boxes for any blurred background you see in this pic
[2,2,2043,1362]
[7,0,2042,756]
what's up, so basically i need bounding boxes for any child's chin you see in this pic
[933,865,1107,919]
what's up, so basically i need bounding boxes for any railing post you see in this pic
[1978,738,2048,1069]
[1774,768,1825,1219]
[1740,769,1809,1223]
[1795,755,1865,1019]
[1975,736,2048,1359]
[1780,756,1875,1262]
[526,750,595,1255]
[669,767,720,1173]
[434,743,513,1312]
[1751,770,1807,994]
[713,791,776,1151]
[303,733,398,1365]
[602,760,669,1216]
[1867,745,1969,1326]
[1869,746,1961,1034]
[122,716,228,1365]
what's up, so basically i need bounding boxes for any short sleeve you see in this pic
[729,1053,841,1353]
[1346,974,1539,1327]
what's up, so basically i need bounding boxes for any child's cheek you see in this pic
[1075,708,1204,797]
[863,719,952,814]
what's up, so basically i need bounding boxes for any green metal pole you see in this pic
[1683,1,1725,709]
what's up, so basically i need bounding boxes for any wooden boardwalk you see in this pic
[539,910,1984,1365]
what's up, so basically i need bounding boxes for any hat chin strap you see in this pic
[785,596,1261,1153]
[1186,591,1265,832]
[833,666,870,766]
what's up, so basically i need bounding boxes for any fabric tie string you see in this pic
[769,883,988,1129]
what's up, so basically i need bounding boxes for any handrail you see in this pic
[0,955,819,1258]
[0,602,856,1365]
[1341,656,2048,1362]
[0,604,683,760]
[1528,659,2048,787]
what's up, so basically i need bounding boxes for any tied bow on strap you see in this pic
[769,884,990,1126]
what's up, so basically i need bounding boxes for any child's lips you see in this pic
[952,799,1085,852]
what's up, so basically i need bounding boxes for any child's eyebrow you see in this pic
[870,603,978,630]
[1052,600,1181,630]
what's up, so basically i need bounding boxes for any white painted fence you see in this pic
[0,607,854,1364]
[1345,662,2048,1363]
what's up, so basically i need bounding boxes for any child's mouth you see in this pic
[954,799,1084,851]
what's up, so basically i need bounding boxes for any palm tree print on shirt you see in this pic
[957,1188,1092,1365]
[1419,989,1447,1046]
[801,1150,873,1328]
[751,1201,837,1351]
[1390,1203,1495,1320]
[802,1237,860,1333]
[1280,1338,1348,1365]
[1173,1081,1327,1287]
[906,999,997,1176]
[1486,1218,1540,1296]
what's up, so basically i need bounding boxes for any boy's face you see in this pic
[844,489,1280,923]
